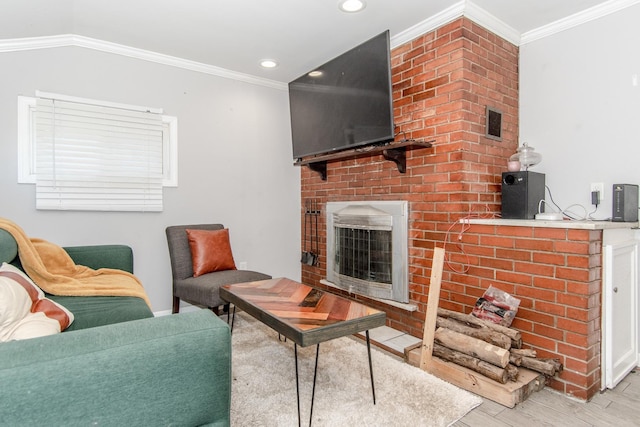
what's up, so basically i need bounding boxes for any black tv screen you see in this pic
[289,30,395,160]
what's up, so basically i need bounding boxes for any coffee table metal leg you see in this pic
[294,343,321,427]
[309,344,320,426]
[229,305,236,332]
[294,344,301,427]
[366,330,376,404]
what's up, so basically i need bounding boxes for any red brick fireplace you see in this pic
[300,17,602,401]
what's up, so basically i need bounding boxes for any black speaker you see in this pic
[501,171,546,219]
[612,184,639,222]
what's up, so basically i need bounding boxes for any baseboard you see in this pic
[153,303,201,317]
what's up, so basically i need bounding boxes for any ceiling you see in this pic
[0,0,620,84]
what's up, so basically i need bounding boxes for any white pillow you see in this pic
[0,262,74,342]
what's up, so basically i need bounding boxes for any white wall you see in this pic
[0,46,301,312]
[520,4,640,220]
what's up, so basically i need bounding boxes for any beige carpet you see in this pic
[230,312,482,426]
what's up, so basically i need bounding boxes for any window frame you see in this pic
[17,94,178,187]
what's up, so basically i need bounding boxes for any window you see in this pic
[18,92,178,212]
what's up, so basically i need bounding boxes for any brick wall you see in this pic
[300,17,601,400]
[449,223,603,400]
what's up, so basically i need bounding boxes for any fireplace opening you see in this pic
[326,201,408,303]
[336,228,392,283]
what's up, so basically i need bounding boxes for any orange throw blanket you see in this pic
[0,218,151,308]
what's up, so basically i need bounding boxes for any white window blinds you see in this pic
[34,95,164,212]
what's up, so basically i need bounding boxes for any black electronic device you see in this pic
[612,183,639,222]
[501,171,546,219]
[288,31,394,160]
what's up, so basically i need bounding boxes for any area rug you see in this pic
[230,312,482,426]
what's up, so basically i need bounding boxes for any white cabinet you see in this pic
[602,229,639,389]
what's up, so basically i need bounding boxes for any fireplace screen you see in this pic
[335,227,392,284]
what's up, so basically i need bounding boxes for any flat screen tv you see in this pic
[289,30,395,160]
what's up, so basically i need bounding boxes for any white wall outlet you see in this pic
[238,261,248,270]
[590,182,605,202]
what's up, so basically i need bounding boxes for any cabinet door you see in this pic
[603,241,639,389]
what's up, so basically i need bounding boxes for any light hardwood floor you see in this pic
[454,369,640,427]
[362,323,640,426]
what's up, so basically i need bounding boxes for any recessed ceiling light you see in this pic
[308,70,323,77]
[260,59,278,68]
[338,0,366,13]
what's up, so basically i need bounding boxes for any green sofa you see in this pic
[0,230,231,426]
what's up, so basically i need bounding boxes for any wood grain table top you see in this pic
[220,277,386,347]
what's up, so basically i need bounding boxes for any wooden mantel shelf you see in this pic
[294,139,434,180]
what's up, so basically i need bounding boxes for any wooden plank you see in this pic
[419,246,445,370]
[407,348,545,408]
[295,139,433,166]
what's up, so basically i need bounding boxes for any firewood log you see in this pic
[436,316,511,350]
[433,343,509,384]
[510,348,537,358]
[438,308,523,348]
[434,327,510,368]
[437,308,483,328]
[520,356,559,376]
[538,358,563,373]
[509,353,522,366]
[506,363,519,382]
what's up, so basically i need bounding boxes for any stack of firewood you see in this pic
[434,307,563,384]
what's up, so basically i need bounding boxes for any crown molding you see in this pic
[463,1,521,45]
[391,1,465,49]
[392,0,639,49]
[0,33,73,51]
[391,1,520,48]
[0,34,287,91]
[1,0,637,83]
[521,0,640,45]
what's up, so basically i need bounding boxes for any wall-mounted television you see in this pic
[289,30,395,160]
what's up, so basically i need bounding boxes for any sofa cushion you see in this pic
[0,262,74,341]
[48,295,153,331]
[186,228,237,277]
[64,244,134,273]
[0,229,18,264]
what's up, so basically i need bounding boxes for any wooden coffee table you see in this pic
[220,277,386,427]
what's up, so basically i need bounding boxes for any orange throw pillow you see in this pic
[186,228,237,277]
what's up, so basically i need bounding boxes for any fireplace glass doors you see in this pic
[335,228,392,284]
